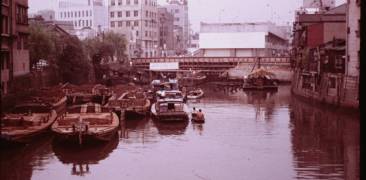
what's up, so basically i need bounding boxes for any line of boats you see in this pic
[1,81,205,145]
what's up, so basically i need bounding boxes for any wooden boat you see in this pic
[151,90,189,121]
[179,71,206,87]
[243,68,278,91]
[1,103,57,143]
[51,103,119,144]
[118,91,151,120]
[187,88,204,99]
[62,84,112,106]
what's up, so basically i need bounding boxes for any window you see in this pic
[16,5,28,24]
[82,11,85,17]
[82,20,85,27]
[86,20,89,26]
[145,31,148,37]
[74,21,77,27]
[145,0,147,5]
[126,11,130,17]
[118,0,122,5]
[90,10,92,16]
[111,0,115,5]
[23,35,28,49]
[175,17,179,21]
[110,12,115,18]
[134,21,139,26]
[146,11,148,17]
[145,20,148,27]
[75,11,77,17]
[126,21,131,26]
[79,11,81,17]
[86,11,88,16]
[1,16,9,34]
[118,11,122,17]
[134,10,138,17]
[60,12,63,18]
[90,20,92,26]
[71,12,73,17]
[111,21,115,27]
[134,0,138,4]
[127,0,130,5]
[118,21,122,27]
[136,30,139,36]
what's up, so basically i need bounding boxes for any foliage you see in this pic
[58,36,91,84]
[28,23,57,69]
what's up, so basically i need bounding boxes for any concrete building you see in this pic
[199,22,290,57]
[164,0,189,54]
[55,0,108,39]
[158,7,174,57]
[109,0,159,58]
[1,0,30,95]
[345,0,360,77]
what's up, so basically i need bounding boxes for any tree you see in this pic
[28,23,57,69]
[58,36,91,84]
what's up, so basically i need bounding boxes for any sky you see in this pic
[28,0,346,32]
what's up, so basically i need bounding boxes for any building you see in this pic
[1,0,30,95]
[303,0,335,9]
[55,0,108,39]
[31,9,56,21]
[164,0,189,54]
[109,0,159,58]
[346,0,360,77]
[291,3,359,109]
[158,7,174,57]
[199,22,290,57]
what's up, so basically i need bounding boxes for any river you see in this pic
[0,85,359,180]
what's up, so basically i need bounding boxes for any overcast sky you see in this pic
[28,0,346,32]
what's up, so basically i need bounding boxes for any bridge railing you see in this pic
[131,56,290,65]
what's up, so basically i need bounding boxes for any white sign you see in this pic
[199,32,266,49]
[149,62,179,70]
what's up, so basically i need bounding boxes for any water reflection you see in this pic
[152,120,189,136]
[289,98,360,179]
[192,123,204,136]
[52,134,119,176]
[0,134,53,180]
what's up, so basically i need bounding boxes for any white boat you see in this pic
[187,88,204,99]
[151,90,189,121]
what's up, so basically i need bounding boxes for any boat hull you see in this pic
[53,129,118,144]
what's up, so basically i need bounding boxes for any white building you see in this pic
[346,0,360,77]
[199,22,290,57]
[164,0,189,54]
[55,0,108,39]
[109,0,159,58]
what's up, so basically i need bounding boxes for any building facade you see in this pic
[55,0,108,39]
[109,0,159,58]
[164,0,189,55]
[157,7,174,57]
[199,22,290,57]
[1,0,30,95]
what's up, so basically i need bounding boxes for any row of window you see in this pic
[17,34,28,50]
[110,0,157,6]
[1,15,9,34]
[60,10,92,19]
[110,20,157,28]
[74,20,93,27]
[110,10,157,18]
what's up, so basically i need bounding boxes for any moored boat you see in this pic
[0,103,57,143]
[243,68,278,91]
[120,91,151,120]
[151,90,189,121]
[51,103,119,144]
[187,88,204,99]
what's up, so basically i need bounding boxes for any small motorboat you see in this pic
[151,90,189,121]
[51,103,119,145]
[187,88,204,99]
[191,111,205,123]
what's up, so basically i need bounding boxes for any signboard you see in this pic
[199,32,266,49]
[149,62,179,70]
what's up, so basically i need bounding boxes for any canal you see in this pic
[0,85,359,180]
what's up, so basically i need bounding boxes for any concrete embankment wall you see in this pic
[226,63,293,82]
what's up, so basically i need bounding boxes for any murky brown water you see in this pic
[0,85,359,180]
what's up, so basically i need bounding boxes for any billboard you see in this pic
[149,62,179,70]
[199,32,267,49]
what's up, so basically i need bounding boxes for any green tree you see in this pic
[28,23,57,69]
[58,36,91,84]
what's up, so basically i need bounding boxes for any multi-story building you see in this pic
[55,0,108,39]
[346,0,360,77]
[164,0,189,54]
[199,22,290,57]
[109,0,159,58]
[1,0,30,95]
[158,6,174,57]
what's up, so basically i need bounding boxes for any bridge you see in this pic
[131,56,292,75]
